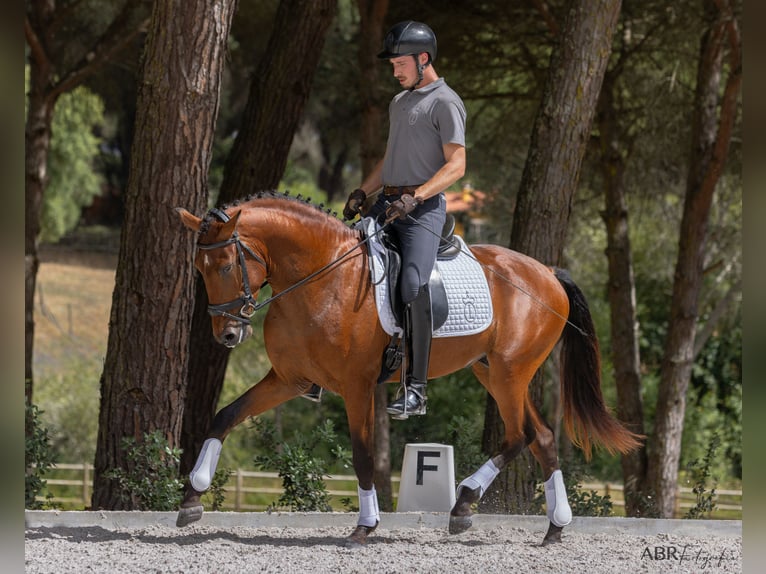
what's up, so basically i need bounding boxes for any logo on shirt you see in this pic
[408,107,420,125]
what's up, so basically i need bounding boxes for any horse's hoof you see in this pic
[345,524,377,548]
[541,523,564,545]
[176,505,204,527]
[448,514,473,535]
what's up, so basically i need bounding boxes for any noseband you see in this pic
[196,208,269,325]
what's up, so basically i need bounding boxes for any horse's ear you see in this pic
[176,207,202,232]
[220,209,242,238]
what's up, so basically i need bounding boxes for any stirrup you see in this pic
[386,383,427,420]
[301,384,323,403]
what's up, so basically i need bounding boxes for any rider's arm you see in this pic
[413,143,466,202]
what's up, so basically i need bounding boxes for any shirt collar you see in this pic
[413,77,444,94]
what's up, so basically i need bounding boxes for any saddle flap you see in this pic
[361,216,492,339]
[428,269,448,331]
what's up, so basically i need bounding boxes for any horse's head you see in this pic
[176,207,268,348]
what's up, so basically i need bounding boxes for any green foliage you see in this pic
[42,85,106,243]
[28,0,743,511]
[531,461,614,518]
[25,399,57,509]
[104,431,184,511]
[386,369,487,475]
[35,366,100,465]
[446,415,486,481]
[203,468,233,512]
[253,418,351,512]
[684,314,742,479]
[683,434,720,519]
[565,484,614,518]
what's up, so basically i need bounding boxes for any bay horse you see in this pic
[175,190,641,547]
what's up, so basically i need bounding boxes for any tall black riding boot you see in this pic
[387,284,432,419]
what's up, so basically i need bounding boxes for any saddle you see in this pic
[369,214,460,383]
[379,213,461,331]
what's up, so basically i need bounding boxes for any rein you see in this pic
[197,208,387,325]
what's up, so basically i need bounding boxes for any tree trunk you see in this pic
[92,0,236,509]
[481,0,622,513]
[180,0,338,475]
[357,0,389,178]
[597,73,649,517]
[25,71,56,410]
[648,0,741,518]
[356,0,393,510]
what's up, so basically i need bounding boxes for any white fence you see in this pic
[38,463,741,517]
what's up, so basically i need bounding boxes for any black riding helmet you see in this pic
[378,21,437,89]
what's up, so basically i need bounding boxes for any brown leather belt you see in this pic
[383,185,420,196]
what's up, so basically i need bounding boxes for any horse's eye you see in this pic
[221,263,234,275]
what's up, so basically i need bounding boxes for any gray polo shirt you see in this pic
[381,78,466,187]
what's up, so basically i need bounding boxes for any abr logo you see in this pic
[641,546,679,561]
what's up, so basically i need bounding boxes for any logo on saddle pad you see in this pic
[359,217,493,338]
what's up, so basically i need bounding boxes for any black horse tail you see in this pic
[554,268,644,460]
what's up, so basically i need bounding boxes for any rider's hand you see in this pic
[343,188,367,220]
[384,194,423,223]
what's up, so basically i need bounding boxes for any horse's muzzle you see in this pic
[218,322,252,348]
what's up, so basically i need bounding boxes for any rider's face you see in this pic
[390,55,423,89]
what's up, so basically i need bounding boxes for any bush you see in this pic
[684,433,720,519]
[104,431,184,511]
[253,418,351,512]
[203,468,232,511]
[25,399,57,509]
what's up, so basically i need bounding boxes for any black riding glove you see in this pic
[343,188,367,220]
[385,194,423,223]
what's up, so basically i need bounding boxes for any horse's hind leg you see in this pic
[449,360,535,535]
[177,368,300,527]
[526,397,572,545]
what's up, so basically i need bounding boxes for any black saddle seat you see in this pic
[437,214,461,260]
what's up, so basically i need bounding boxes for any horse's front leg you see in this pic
[343,387,378,548]
[176,369,300,527]
[449,454,505,535]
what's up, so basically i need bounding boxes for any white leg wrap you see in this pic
[544,469,572,527]
[357,485,380,528]
[189,438,222,492]
[456,459,500,499]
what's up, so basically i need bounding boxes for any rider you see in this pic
[343,20,467,419]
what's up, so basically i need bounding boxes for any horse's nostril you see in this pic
[221,330,238,347]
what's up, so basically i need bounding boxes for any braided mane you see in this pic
[198,189,348,237]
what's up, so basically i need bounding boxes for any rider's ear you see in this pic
[175,207,202,232]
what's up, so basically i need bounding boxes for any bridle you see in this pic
[196,208,269,326]
[195,207,389,327]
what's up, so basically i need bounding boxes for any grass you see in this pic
[34,245,116,380]
[33,241,117,464]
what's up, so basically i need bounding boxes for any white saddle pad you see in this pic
[359,217,493,338]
